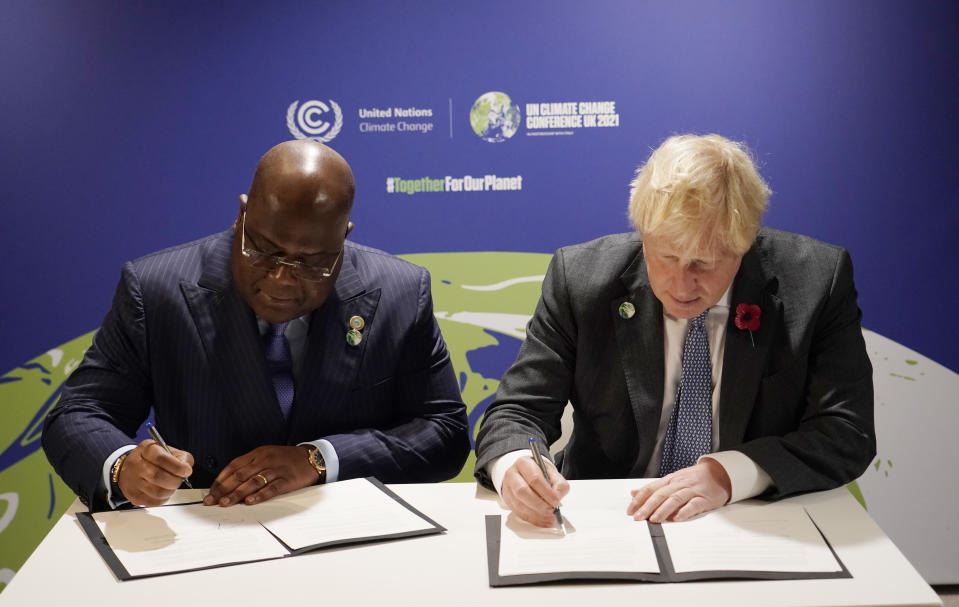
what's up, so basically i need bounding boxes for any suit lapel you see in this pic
[180,231,288,448]
[717,240,782,449]
[612,249,667,476]
[288,247,381,440]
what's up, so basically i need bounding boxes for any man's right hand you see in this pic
[117,439,194,507]
[499,456,570,528]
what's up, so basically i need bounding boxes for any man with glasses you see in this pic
[43,140,470,510]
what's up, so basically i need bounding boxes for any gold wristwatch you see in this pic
[305,445,327,484]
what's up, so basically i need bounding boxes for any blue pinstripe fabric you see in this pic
[41,230,470,508]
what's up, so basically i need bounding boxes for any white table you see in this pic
[0,479,941,607]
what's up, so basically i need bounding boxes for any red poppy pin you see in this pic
[734,303,761,347]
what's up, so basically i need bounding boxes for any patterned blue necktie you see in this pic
[659,309,712,476]
[263,322,295,420]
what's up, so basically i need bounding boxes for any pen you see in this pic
[529,437,566,534]
[148,424,193,489]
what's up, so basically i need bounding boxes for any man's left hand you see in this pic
[203,445,319,507]
[626,458,731,523]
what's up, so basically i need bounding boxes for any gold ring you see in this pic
[255,473,269,486]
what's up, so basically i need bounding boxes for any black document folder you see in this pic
[78,477,444,581]
[485,503,850,587]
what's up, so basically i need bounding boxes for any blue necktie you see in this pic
[659,309,712,476]
[263,322,295,420]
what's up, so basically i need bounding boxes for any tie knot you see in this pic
[689,309,709,330]
[266,322,289,338]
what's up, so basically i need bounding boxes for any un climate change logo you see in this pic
[470,92,520,142]
[287,99,343,143]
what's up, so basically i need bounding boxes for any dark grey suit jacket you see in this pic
[43,231,469,509]
[474,227,875,499]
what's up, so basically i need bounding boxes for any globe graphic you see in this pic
[2,250,953,586]
[399,251,551,480]
[0,251,555,586]
[469,92,521,142]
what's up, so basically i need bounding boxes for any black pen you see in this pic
[148,425,193,489]
[529,437,566,534]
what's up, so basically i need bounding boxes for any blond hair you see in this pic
[628,134,770,256]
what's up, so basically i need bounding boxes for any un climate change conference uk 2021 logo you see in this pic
[287,99,343,143]
[469,91,622,141]
[470,92,521,142]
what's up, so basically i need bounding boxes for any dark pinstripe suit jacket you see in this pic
[475,227,875,499]
[42,230,469,508]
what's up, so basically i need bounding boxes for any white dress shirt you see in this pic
[489,285,771,503]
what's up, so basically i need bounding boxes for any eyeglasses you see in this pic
[240,210,342,282]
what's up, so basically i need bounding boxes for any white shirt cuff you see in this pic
[700,450,772,503]
[102,445,136,509]
[299,439,340,483]
[488,449,542,496]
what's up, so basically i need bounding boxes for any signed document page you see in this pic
[661,503,842,574]
[497,509,659,577]
[93,504,288,577]
[88,478,441,578]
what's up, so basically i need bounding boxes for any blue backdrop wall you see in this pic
[2,0,958,588]
[3,0,958,375]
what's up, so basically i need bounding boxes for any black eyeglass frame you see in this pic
[239,209,342,282]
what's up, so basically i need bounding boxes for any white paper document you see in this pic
[250,475,439,551]
[661,503,842,573]
[498,509,660,576]
[89,477,440,578]
[490,500,844,585]
[94,503,289,577]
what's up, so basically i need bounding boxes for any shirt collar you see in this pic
[256,314,310,335]
[716,282,733,307]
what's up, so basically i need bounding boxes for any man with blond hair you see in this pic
[474,134,875,528]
